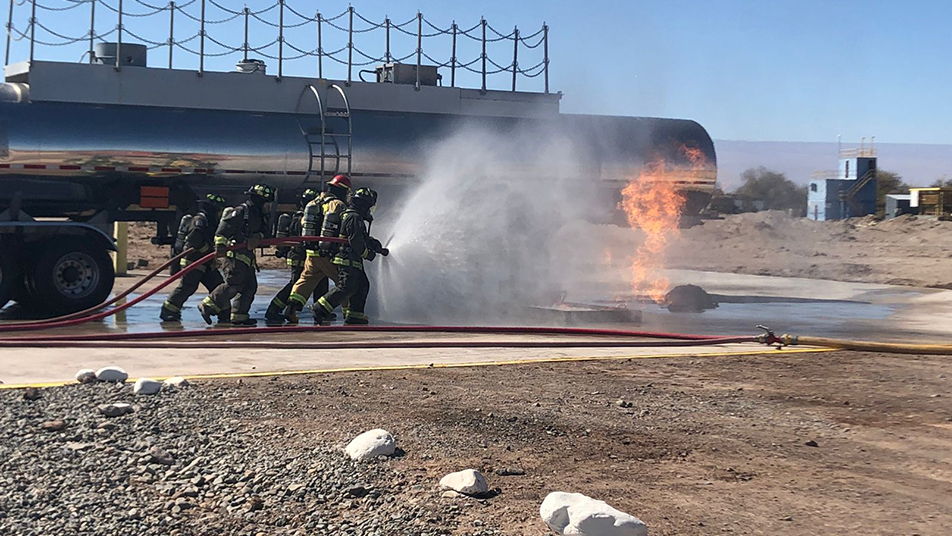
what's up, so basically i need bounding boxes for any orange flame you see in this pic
[619,144,707,302]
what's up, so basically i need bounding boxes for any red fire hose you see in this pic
[0,236,761,352]
[0,236,343,333]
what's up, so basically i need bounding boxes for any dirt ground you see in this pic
[213,349,950,535]
[669,211,952,288]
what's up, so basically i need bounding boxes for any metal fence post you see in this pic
[511,26,518,92]
[167,1,174,68]
[480,18,486,93]
[277,0,283,81]
[316,11,322,79]
[384,17,390,63]
[114,0,121,70]
[346,6,353,85]
[28,0,35,63]
[242,6,248,60]
[198,0,204,76]
[450,21,456,88]
[4,0,13,66]
[543,23,549,94]
[89,0,96,64]
[414,12,421,90]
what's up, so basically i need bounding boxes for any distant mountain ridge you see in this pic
[713,140,952,190]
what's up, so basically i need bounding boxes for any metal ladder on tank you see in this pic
[295,83,353,188]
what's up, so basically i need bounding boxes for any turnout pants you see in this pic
[164,262,224,313]
[288,254,343,309]
[316,264,369,323]
[203,257,257,321]
[270,264,327,310]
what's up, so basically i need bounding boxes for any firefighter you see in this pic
[312,187,388,325]
[198,183,274,326]
[283,174,353,323]
[159,193,227,322]
[169,210,192,276]
[264,188,322,323]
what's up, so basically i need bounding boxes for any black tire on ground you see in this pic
[29,237,115,316]
[0,250,15,309]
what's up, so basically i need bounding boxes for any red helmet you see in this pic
[328,174,353,192]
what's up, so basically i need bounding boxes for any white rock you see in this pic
[99,403,134,418]
[344,429,396,461]
[133,378,162,395]
[95,366,128,383]
[540,492,647,536]
[439,469,489,496]
[75,369,97,384]
[162,376,189,389]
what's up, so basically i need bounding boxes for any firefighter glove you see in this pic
[380,247,390,257]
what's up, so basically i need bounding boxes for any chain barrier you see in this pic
[4,0,550,92]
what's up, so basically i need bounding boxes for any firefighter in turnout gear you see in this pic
[312,188,388,325]
[263,188,322,324]
[198,183,274,326]
[283,174,353,323]
[159,194,227,322]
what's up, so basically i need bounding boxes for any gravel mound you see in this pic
[0,382,502,536]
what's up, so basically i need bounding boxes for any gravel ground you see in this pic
[0,381,501,536]
[3,350,951,535]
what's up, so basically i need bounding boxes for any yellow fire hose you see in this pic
[760,331,952,355]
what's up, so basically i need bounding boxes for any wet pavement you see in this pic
[2,268,950,385]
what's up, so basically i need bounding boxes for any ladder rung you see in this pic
[325,110,349,117]
[323,133,352,138]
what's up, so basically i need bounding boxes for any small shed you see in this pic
[910,188,952,217]
[884,194,911,219]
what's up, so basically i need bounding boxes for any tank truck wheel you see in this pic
[30,238,115,315]
[0,251,14,309]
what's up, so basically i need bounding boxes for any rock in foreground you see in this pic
[345,428,396,461]
[540,491,647,536]
[133,378,162,395]
[95,366,128,383]
[75,369,97,384]
[439,469,489,496]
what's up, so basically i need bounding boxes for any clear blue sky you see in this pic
[8,0,952,145]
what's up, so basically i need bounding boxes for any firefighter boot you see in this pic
[159,303,182,322]
[343,311,369,325]
[309,303,333,325]
[217,309,232,324]
[264,304,285,325]
[230,314,258,327]
[197,300,216,325]
[283,302,302,324]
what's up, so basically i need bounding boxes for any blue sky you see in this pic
[7,0,952,145]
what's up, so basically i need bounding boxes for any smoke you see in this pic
[366,123,613,324]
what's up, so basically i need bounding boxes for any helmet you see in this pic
[351,187,378,220]
[245,183,275,203]
[328,174,353,192]
[203,193,227,208]
[300,188,320,207]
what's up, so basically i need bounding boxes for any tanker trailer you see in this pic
[0,57,716,315]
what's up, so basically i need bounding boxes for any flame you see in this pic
[619,144,707,302]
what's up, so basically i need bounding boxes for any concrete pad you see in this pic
[0,342,794,386]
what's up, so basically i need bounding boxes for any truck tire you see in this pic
[29,237,115,315]
[0,252,14,310]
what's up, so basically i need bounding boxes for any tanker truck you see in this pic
[0,48,716,316]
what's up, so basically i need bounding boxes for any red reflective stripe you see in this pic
[0,164,9,168]
[224,169,244,174]
[128,166,149,172]
[59,165,82,170]
[24,164,46,169]
[94,166,115,171]
[160,167,180,173]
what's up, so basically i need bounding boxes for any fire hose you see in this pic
[0,236,346,333]
[757,330,952,355]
